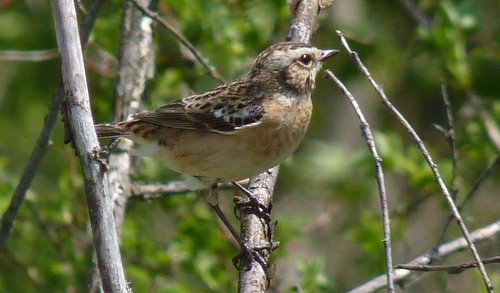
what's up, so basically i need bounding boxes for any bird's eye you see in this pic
[298,54,313,66]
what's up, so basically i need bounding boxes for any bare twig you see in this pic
[430,153,500,262]
[129,180,244,199]
[325,70,395,293]
[458,153,500,210]
[24,200,65,256]
[347,220,500,293]
[0,88,63,249]
[130,181,191,198]
[398,0,432,28]
[129,0,225,84]
[51,0,128,291]
[79,0,105,46]
[440,81,460,198]
[396,256,500,274]
[481,110,500,151]
[336,30,493,292]
[0,49,59,61]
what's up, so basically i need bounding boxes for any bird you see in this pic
[95,42,338,194]
[96,42,338,269]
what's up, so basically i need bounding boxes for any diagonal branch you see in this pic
[129,0,225,84]
[430,152,500,261]
[0,88,64,249]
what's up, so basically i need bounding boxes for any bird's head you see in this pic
[249,42,339,95]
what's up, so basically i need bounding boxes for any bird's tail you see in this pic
[95,123,131,138]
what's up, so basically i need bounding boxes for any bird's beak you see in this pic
[319,49,340,61]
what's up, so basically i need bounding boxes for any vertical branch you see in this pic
[287,0,332,43]
[91,1,157,290]
[237,168,278,293]
[51,0,128,292]
[110,0,157,238]
[238,0,333,292]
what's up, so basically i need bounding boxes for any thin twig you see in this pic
[481,108,500,151]
[347,220,500,293]
[457,153,500,210]
[396,256,500,274]
[0,88,63,249]
[325,70,394,293]
[398,0,432,28]
[129,0,225,84]
[129,181,244,199]
[0,49,59,61]
[440,81,460,199]
[130,181,191,198]
[79,0,106,46]
[430,153,500,261]
[24,200,65,256]
[336,30,493,292]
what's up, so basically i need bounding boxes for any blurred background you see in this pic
[0,0,499,292]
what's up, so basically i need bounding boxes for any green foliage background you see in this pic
[0,0,499,292]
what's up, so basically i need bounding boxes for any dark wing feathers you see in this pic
[132,85,265,133]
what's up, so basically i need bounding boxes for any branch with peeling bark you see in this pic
[89,1,157,290]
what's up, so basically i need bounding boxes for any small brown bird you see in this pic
[96,42,338,191]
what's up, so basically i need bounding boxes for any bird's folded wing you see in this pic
[132,93,265,134]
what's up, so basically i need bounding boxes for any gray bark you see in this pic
[51,0,129,291]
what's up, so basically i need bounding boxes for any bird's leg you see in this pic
[98,138,121,162]
[231,181,277,284]
[232,182,272,225]
[203,184,268,272]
